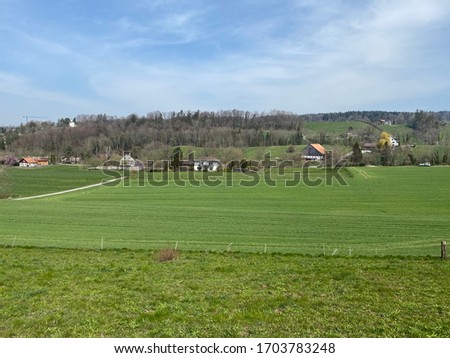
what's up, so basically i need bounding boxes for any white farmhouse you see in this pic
[120,151,136,168]
[193,157,221,172]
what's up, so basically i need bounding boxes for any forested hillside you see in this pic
[1,110,449,164]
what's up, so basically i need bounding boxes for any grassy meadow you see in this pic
[1,247,449,337]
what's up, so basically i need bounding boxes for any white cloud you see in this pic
[75,0,450,115]
[153,10,206,43]
[370,0,447,28]
[344,0,450,67]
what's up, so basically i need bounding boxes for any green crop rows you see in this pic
[1,166,449,256]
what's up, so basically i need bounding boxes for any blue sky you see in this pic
[1,0,450,125]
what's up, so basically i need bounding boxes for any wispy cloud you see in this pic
[91,0,450,112]
[150,9,208,45]
[0,24,71,56]
[115,17,149,34]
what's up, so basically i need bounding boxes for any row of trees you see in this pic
[304,110,450,125]
[1,110,305,160]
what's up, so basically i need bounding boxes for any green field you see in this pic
[1,247,449,337]
[1,165,450,338]
[0,166,449,256]
[2,165,108,198]
[303,120,368,133]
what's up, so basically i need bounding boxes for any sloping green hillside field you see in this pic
[1,166,449,256]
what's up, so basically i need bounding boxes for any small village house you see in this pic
[120,151,136,168]
[302,144,326,161]
[19,157,38,167]
[36,157,49,166]
[362,143,377,153]
[193,157,222,172]
[119,151,144,171]
[60,156,81,164]
[19,157,49,167]
[179,160,194,171]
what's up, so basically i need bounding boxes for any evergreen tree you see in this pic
[171,147,183,171]
[351,142,363,165]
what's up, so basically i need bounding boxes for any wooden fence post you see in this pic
[441,241,447,260]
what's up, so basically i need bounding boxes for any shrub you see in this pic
[155,248,179,263]
[286,145,295,153]
[4,156,18,166]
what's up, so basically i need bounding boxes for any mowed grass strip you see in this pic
[1,247,449,338]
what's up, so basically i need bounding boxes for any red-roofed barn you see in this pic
[302,144,326,161]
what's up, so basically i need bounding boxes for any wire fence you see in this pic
[0,235,443,257]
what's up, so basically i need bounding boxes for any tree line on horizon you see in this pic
[0,109,448,164]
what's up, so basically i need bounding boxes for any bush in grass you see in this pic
[155,248,179,262]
